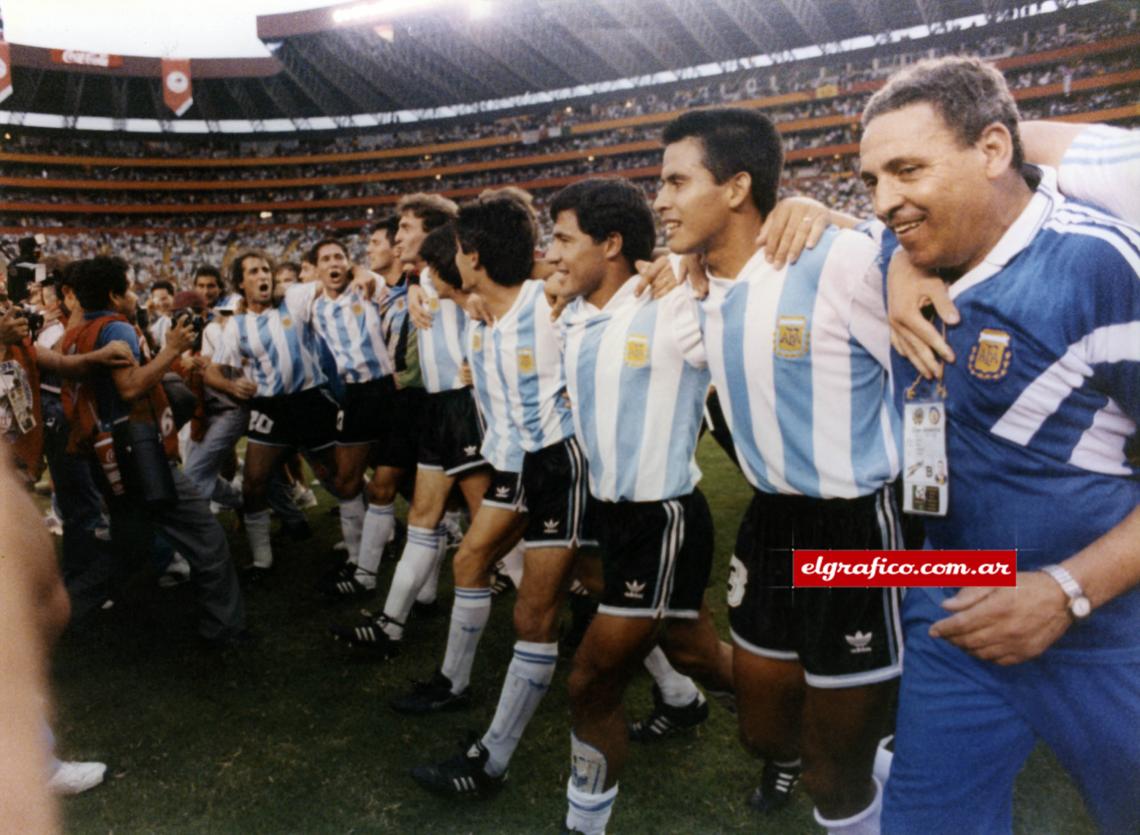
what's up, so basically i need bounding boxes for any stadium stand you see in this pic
[0,4,1136,281]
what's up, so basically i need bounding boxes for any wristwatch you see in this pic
[1041,564,1091,621]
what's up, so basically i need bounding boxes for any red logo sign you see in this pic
[162,58,194,117]
[0,41,12,105]
[793,550,1018,588]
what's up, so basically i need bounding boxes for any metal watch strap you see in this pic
[1041,564,1090,620]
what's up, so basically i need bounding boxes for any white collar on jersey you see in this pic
[700,245,771,289]
[947,165,1060,301]
[563,274,642,323]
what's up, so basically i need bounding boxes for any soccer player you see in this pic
[386,221,529,714]
[409,194,590,798]
[204,250,339,576]
[327,215,424,596]
[288,237,396,585]
[331,193,489,652]
[656,108,903,834]
[545,177,735,834]
[857,58,1140,835]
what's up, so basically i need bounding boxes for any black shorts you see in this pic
[482,468,526,512]
[372,386,424,469]
[337,376,396,446]
[596,490,714,620]
[520,436,595,548]
[728,484,904,689]
[247,387,339,452]
[417,387,487,477]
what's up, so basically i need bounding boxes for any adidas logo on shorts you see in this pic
[845,631,873,654]
[624,580,646,600]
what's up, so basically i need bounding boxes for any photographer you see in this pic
[1,274,133,486]
[61,257,246,647]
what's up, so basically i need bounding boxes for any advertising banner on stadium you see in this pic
[0,41,13,105]
[162,58,194,117]
[50,49,123,68]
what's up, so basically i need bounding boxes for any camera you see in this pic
[173,308,206,352]
[6,236,47,307]
[13,305,45,338]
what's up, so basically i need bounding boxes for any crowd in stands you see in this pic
[3,3,1133,166]
[1,4,1135,284]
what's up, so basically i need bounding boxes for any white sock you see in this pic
[338,493,367,564]
[440,587,492,693]
[415,524,447,604]
[814,777,882,835]
[356,502,395,587]
[480,640,558,777]
[497,540,525,587]
[873,736,893,786]
[565,779,618,835]
[380,526,440,640]
[643,646,702,708]
[244,509,273,568]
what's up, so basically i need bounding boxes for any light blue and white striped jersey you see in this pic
[466,279,575,468]
[291,280,394,384]
[212,290,328,398]
[418,268,468,393]
[562,279,710,502]
[1057,124,1140,226]
[697,226,899,499]
[380,277,409,362]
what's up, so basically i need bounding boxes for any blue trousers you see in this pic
[883,590,1140,834]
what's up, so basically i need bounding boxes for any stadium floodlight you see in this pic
[468,0,493,19]
[331,0,449,25]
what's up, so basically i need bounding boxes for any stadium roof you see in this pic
[0,0,1098,134]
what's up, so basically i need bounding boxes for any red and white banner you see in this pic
[0,41,13,105]
[793,550,1018,588]
[161,58,193,117]
[50,49,123,68]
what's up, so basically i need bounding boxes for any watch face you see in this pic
[1072,597,1092,619]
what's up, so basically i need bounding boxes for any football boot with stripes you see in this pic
[628,684,709,742]
[328,613,401,658]
[748,759,802,813]
[410,737,505,799]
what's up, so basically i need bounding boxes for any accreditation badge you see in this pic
[902,379,948,517]
[0,360,36,437]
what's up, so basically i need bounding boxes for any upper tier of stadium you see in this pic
[0,1,1135,281]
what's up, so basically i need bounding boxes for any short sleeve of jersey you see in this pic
[659,284,706,368]
[368,272,388,305]
[200,320,224,359]
[1058,125,1140,226]
[212,317,241,369]
[285,282,319,322]
[1074,224,1140,425]
[96,320,141,363]
[847,247,891,371]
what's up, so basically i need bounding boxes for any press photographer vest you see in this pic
[60,314,179,460]
[0,338,44,481]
